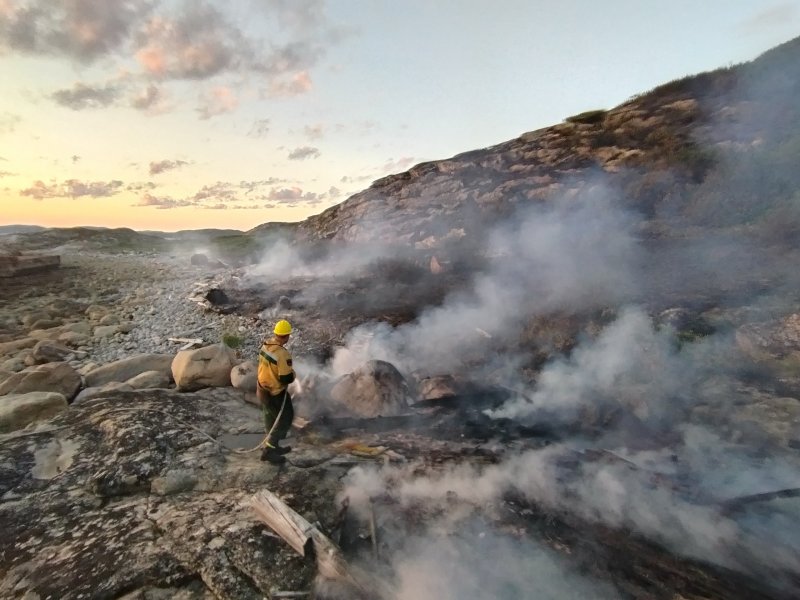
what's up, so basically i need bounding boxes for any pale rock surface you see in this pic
[0,391,68,433]
[230,360,257,392]
[0,362,82,401]
[126,369,172,389]
[84,354,173,387]
[74,382,135,402]
[172,344,238,391]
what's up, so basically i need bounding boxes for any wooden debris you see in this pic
[250,489,394,600]
[167,337,204,350]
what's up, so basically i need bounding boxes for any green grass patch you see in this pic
[222,332,245,349]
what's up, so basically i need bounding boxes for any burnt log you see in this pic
[250,489,394,600]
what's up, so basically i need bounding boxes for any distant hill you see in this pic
[290,36,800,247]
[5,226,169,252]
[0,225,47,236]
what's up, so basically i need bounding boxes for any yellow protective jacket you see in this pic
[257,336,295,396]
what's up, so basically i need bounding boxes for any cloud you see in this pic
[382,156,415,173]
[740,4,799,33]
[287,145,320,160]
[203,202,227,210]
[0,170,14,177]
[0,111,21,133]
[266,185,321,206]
[248,118,270,138]
[134,3,246,80]
[340,173,373,184]
[0,0,154,62]
[148,159,187,176]
[20,178,123,199]
[51,82,120,110]
[264,0,327,34]
[71,154,80,163]
[191,181,241,206]
[267,70,313,97]
[304,123,324,140]
[134,192,193,209]
[196,85,237,119]
[126,181,156,192]
[131,83,171,114]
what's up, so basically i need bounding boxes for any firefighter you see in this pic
[257,319,296,464]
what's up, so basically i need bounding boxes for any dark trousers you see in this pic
[257,386,294,446]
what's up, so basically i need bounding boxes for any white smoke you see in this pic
[486,307,689,426]
[330,191,640,377]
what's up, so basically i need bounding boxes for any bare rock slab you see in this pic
[84,353,173,387]
[0,391,67,433]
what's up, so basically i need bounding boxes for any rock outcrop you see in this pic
[0,388,341,599]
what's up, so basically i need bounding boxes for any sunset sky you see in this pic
[1,1,798,232]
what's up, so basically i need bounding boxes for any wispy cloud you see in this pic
[196,85,237,119]
[304,123,325,140]
[20,178,124,199]
[131,83,171,114]
[382,156,415,173]
[0,111,21,134]
[266,185,322,206]
[135,192,193,209]
[248,118,271,138]
[740,4,799,33]
[149,159,188,176]
[288,145,320,160]
[192,181,238,203]
[51,82,120,110]
[267,70,313,97]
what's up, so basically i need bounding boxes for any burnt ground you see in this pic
[294,392,800,600]
[3,248,800,599]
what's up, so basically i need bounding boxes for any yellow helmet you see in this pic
[273,319,292,336]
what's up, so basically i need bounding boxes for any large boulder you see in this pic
[230,361,257,392]
[84,354,174,387]
[171,344,238,392]
[0,337,37,357]
[0,391,68,433]
[0,362,82,401]
[31,339,73,364]
[329,360,411,418]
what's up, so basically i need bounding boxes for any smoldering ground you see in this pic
[294,180,800,596]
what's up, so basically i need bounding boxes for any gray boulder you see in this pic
[0,337,37,357]
[31,339,73,364]
[84,354,173,387]
[74,382,134,403]
[0,391,68,433]
[126,370,172,389]
[0,362,82,401]
[329,360,411,418]
[172,344,238,392]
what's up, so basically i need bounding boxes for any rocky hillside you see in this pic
[296,36,800,247]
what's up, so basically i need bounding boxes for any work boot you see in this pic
[273,443,292,455]
[260,446,286,465]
